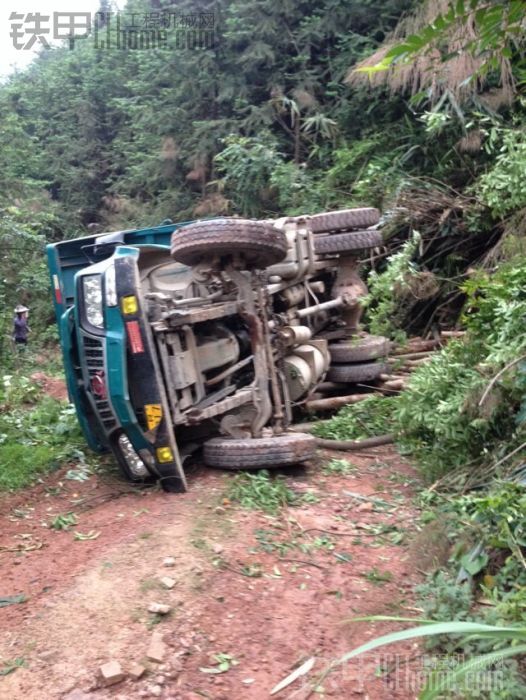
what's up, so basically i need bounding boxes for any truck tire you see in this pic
[329,335,390,363]
[203,432,316,470]
[314,229,382,255]
[309,208,380,233]
[170,218,288,268]
[327,361,388,383]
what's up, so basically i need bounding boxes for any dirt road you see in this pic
[0,448,423,700]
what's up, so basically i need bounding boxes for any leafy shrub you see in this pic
[476,128,526,219]
[320,257,526,481]
[214,134,284,217]
[395,342,493,479]
[396,259,526,480]
[416,572,473,631]
[0,375,83,490]
[312,395,397,441]
[364,233,421,341]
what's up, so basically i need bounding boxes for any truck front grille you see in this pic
[82,335,116,430]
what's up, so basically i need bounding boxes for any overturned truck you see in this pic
[47,209,388,491]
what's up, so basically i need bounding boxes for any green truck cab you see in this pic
[47,210,386,492]
[47,221,191,491]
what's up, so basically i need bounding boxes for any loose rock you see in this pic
[357,501,374,512]
[163,557,176,567]
[129,662,146,680]
[147,631,166,663]
[148,602,171,615]
[99,660,125,686]
[159,576,176,590]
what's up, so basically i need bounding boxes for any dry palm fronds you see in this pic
[292,88,318,109]
[376,180,502,333]
[456,129,483,153]
[192,192,230,216]
[159,136,178,161]
[346,0,517,104]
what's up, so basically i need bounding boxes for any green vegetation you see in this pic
[313,395,397,441]
[49,512,78,531]
[320,258,526,481]
[363,568,393,586]
[0,373,84,490]
[364,234,421,342]
[321,458,357,476]
[397,260,526,481]
[0,658,26,676]
[339,619,526,700]
[226,470,297,514]
[319,255,526,691]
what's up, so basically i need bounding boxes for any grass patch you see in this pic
[0,372,84,491]
[0,658,26,676]
[322,458,357,475]
[363,568,394,585]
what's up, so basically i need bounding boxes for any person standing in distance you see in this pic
[13,304,30,351]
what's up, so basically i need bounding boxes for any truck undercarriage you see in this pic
[48,208,389,491]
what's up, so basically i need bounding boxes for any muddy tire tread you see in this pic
[204,433,316,470]
[327,361,388,383]
[170,218,288,268]
[314,229,382,255]
[329,335,390,363]
[309,208,380,233]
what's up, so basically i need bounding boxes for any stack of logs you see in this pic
[306,331,465,412]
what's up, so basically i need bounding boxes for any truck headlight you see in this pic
[117,433,150,478]
[82,275,104,328]
[105,264,117,307]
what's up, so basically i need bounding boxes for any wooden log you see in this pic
[441,330,465,338]
[379,379,406,392]
[393,338,442,354]
[305,393,378,412]
[389,350,436,361]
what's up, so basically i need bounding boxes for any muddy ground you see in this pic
[0,443,425,700]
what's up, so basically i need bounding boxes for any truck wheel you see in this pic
[309,208,380,233]
[170,218,288,268]
[327,361,388,383]
[314,229,382,255]
[203,432,316,470]
[329,335,390,363]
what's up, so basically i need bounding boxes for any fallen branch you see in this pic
[279,558,326,570]
[315,433,395,451]
[392,338,442,354]
[478,354,526,407]
[305,393,379,412]
[440,330,465,338]
[378,379,406,392]
[389,350,436,361]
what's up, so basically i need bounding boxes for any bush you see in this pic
[476,128,526,219]
[312,395,397,441]
[0,373,84,490]
[319,257,526,481]
[396,259,526,480]
[364,233,421,342]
